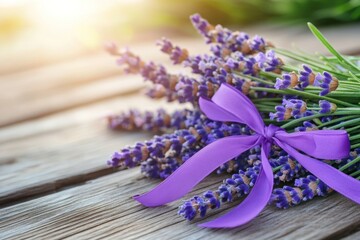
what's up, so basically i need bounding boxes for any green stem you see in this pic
[313,118,323,126]
[346,125,360,134]
[272,165,283,172]
[350,135,360,141]
[351,143,360,149]
[308,22,360,73]
[251,98,282,103]
[339,156,360,172]
[251,87,357,107]
[280,111,360,129]
[349,71,360,83]
[274,48,349,78]
[350,169,360,177]
[328,118,360,130]
[317,115,356,128]
[234,72,275,86]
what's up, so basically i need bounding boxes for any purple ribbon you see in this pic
[134,83,360,228]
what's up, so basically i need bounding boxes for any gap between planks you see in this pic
[0,93,187,205]
[0,167,359,240]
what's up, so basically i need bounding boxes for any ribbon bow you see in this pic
[134,83,360,228]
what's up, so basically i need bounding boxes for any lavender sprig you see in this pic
[108,119,253,176]
[178,164,260,221]
[107,109,201,132]
[157,38,189,64]
[190,13,273,57]
[271,175,332,209]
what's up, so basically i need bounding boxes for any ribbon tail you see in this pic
[134,135,260,207]
[275,139,360,204]
[275,130,350,160]
[199,142,274,228]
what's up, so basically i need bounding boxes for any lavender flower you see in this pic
[295,121,318,132]
[319,100,337,114]
[140,148,198,179]
[255,50,283,73]
[314,72,339,96]
[114,49,179,94]
[190,13,214,40]
[107,130,201,168]
[283,99,307,118]
[273,156,306,184]
[157,38,189,64]
[271,186,303,209]
[294,175,332,200]
[275,72,299,89]
[249,35,266,52]
[270,99,307,121]
[178,165,260,220]
[116,48,144,74]
[270,105,291,121]
[108,117,253,176]
[299,65,315,88]
[107,109,202,132]
[190,13,271,57]
[271,175,332,209]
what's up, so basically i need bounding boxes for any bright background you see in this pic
[1,0,359,55]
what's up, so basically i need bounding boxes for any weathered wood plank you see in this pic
[0,39,205,128]
[0,92,186,204]
[341,230,360,240]
[0,74,144,127]
[0,167,358,240]
[0,33,91,75]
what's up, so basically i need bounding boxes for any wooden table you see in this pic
[1,25,360,239]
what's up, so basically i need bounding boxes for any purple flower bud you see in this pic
[157,38,189,64]
[178,164,260,220]
[314,72,339,96]
[298,65,315,88]
[319,100,337,114]
[249,35,266,51]
[190,13,213,39]
[295,121,318,132]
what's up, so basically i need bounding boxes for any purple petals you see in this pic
[314,71,339,96]
[178,165,260,221]
[270,99,307,121]
[319,100,337,114]
[299,64,315,88]
[157,38,189,64]
[275,72,298,89]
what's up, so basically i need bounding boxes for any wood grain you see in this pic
[0,167,359,240]
[0,92,188,205]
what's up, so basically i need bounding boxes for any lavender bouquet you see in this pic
[105,14,360,222]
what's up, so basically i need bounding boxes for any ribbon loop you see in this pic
[209,83,265,134]
[199,97,243,124]
[275,130,350,160]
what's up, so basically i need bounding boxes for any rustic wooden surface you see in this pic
[1,24,360,240]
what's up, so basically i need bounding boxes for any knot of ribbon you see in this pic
[134,83,360,228]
